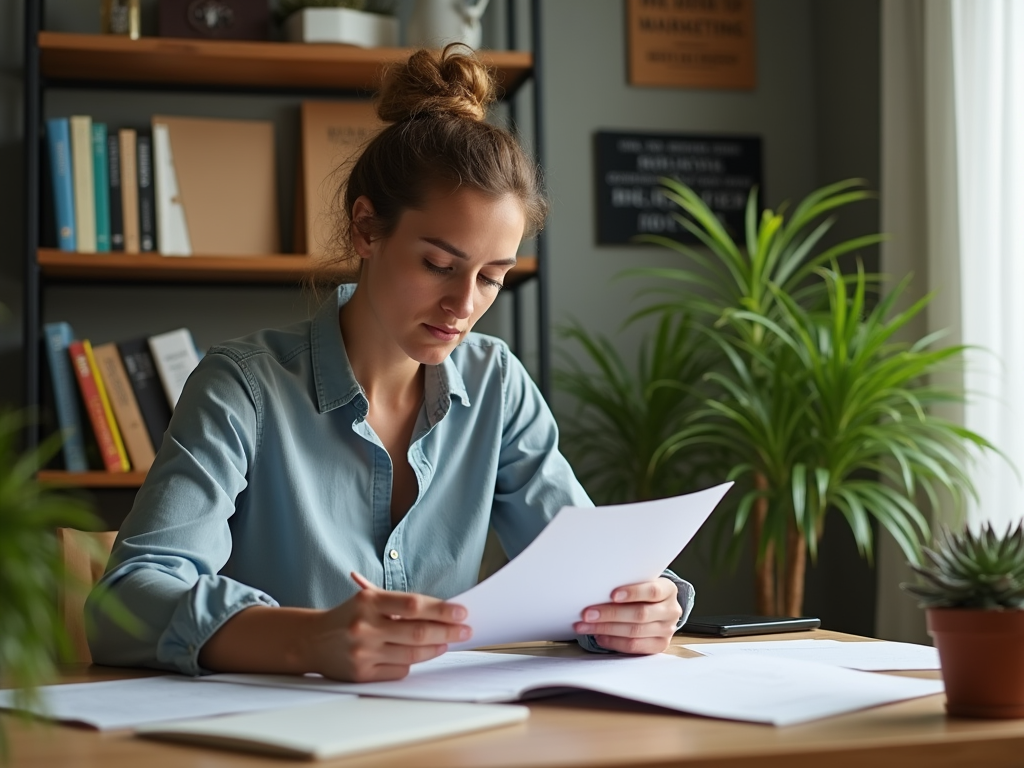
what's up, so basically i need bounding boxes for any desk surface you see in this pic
[6,630,1024,768]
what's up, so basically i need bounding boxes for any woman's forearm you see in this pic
[198,605,321,674]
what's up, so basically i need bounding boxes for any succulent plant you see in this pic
[902,523,1024,609]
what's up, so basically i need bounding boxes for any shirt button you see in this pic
[389,549,399,560]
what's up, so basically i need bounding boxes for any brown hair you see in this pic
[317,44,547,284]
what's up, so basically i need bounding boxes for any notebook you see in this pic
[136,697,528,759]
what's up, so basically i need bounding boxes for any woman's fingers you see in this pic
[591,634,673,655]
[364,588,469,625]
[573,578,681,654]
[573,620,677,638]
[609,578,678,604]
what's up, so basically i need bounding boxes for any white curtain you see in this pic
[952,0,1024,534]
[876,0,1024,642]
[877,0,960,644]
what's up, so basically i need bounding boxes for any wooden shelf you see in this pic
[38,32,533,95]
[37,249,538,287]
[38,470,147,489]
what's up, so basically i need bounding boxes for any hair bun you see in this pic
[377,44,496,123]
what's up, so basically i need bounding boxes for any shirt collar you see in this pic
[310,285,470,416]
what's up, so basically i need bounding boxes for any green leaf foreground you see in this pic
[556,178,994,578]
[0,410,140,756]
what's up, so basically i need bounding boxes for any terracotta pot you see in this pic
[927,608,1024,718]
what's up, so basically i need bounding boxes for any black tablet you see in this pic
[678,614,820,637]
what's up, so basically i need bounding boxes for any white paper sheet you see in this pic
[683,639,941,671]
[206,649,944,726]
[0,676,350,730]
[450,482,733,649]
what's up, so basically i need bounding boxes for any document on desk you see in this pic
[449,481,733,650]
[683,639,941,671]
[0,676,348,730]
[206,650,945,726]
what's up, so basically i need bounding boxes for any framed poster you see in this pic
[595,130,762,245]
[627,0,757,89]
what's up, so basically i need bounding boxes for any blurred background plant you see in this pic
[557,179,994,617]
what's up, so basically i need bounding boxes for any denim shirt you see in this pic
[87,285,694,674]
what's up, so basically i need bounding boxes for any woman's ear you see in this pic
[350,196,377,260]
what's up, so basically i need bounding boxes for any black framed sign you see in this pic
[595,130,762,245]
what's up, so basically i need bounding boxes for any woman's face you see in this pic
[354,186,526,366]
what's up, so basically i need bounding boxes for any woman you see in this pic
[87,45,694,682]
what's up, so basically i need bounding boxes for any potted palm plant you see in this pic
[903,523,1024,718]
[557,179,992,617]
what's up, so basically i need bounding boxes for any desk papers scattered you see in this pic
[206,650,944,726]
[137,697,528,759]
[0,676,346,730]
[449,482,733,650]
[683,639,941,671]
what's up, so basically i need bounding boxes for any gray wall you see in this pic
[0,0,882,631]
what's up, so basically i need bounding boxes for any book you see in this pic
[107,131,125,251]
[151,121,192,256]
[151,114,278,255]
[92,343,156,472]
[45,118,76,252]
[136,129,157,252]
[296,101,380,256]
[117,337,173,452]
[42,322,88,472]
[69,115,96,253]
[136,698,528,760]
[119,129,139,253]
[68,340,130,472]
[148,328,201,409]
[91,123,111,252]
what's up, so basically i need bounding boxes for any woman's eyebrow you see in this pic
[422,237,517,266]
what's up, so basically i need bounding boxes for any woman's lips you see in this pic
[424,324,460,341]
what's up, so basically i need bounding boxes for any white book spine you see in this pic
[148,328,201,409]
[152,123,193,256]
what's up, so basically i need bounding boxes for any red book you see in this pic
[68,340,128,473]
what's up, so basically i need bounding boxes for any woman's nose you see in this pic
[442,276,475,319]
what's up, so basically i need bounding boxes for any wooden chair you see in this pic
[55,528,118,664]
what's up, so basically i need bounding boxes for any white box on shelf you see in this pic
[284,8,399,47]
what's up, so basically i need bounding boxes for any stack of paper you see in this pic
[682,639,941,671]
[0,676,344,731]
[0,676,527,759]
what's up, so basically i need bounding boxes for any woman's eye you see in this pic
[478,274,504,291]
[424,260,450,275]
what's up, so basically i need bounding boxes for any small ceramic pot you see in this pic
[927,607,1024,718]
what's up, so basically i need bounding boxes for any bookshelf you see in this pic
[23,3,549,489]
[38,32,533,94]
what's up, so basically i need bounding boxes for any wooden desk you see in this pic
[6,630,1024,768]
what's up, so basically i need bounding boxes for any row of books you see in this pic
[46,102,385,259]
[46,113,279,256]
[47,116,156,254]
[44,323,201,473]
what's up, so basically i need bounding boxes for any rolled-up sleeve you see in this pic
[86,352,277,675]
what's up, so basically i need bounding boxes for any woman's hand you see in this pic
[307,576,471,682]
[573,577,681,654]
[198,575,470,683]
